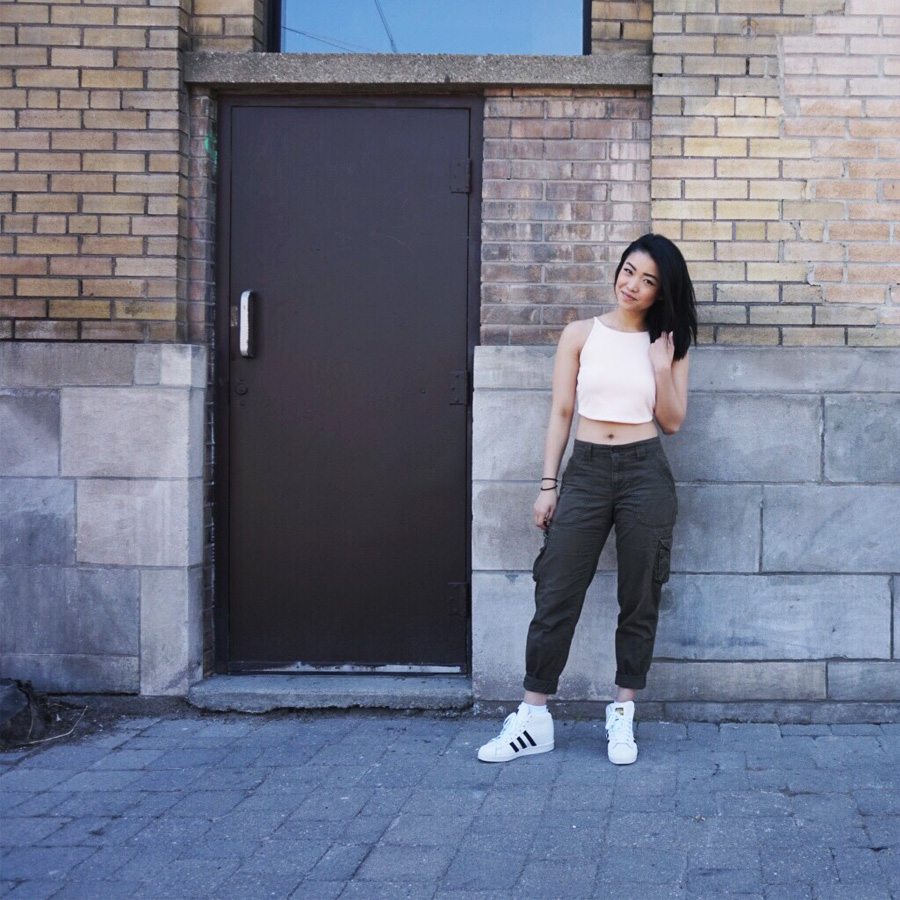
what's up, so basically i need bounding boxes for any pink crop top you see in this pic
[575,318,656,424]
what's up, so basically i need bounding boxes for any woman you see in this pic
[478,233,697,766]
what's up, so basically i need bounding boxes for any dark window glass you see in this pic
[279,0,585,55]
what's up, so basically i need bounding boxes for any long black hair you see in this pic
[614,233,697,361]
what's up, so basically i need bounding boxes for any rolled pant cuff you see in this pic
[615,671,646,690]
[523,675,558,694]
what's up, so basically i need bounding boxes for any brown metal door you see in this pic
[216,97,480,672]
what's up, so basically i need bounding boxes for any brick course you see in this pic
[651,0,900,347]
[481,87,652,345]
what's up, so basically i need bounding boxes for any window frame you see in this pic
[267,0,593,56]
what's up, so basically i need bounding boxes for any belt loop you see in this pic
[588,442,594,461]
[636,443,646,461]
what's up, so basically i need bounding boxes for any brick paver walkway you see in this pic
[1,711,898,899]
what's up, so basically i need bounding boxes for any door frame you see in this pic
[213,94,484,674]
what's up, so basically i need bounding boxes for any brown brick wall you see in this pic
[480,87,652,344]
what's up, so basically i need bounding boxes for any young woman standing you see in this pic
[478,233,697,766]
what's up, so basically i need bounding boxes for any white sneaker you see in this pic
[477,703,554,762]
[605,700,638,765]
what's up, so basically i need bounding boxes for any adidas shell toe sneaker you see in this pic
[605,700,638,765]
[477,703,554,763]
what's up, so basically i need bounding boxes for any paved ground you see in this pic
[1,708,899,900]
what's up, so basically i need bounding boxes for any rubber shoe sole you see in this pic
[477,739,554,763]
[607,740,637,765]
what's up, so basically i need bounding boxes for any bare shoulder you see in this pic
[558,317,594,352]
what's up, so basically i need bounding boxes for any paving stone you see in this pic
[213,873,305,900]
[864,816,900,849]
[0,818,66,847]
[52,881,144,900]
[303,842,371,881]
[761,845,839,884]
[0,847,97,880]
[517,858,598,898]
[812,886,894,900]
[381,814,472,847]
[339,881,440,899]
[289,881,345,900]
[833,847,891,885]
[595,847,687,884]
[352,844,456,883]
[440,849,524,891]
[0,881,64,900]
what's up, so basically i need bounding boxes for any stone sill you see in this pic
[183,51,652,90]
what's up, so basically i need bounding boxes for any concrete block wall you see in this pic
[651,0,900,347]
[0,342,206,694]
[472,345,900,712]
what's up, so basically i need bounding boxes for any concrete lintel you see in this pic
[187,675,473,712]
[183,51,652,89]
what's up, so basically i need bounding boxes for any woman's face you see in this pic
[615,250,661,316]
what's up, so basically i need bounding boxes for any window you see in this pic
[276,0,588,56]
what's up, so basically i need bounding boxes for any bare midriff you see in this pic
[575,416,658,445]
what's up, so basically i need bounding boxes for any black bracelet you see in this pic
[540,477,558,483]
[540,485,557,491]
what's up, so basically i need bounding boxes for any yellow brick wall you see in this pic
[191,0,263,52]
[592,0,654,54]
[651,0,900,346]
[1,0,193,340]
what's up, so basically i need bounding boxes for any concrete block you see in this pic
[643,662,826,701]
[657,574,891,660]
[0,478,75,566]
[0,343,134,388]
[160,344,206,388]
[188,674,472,712]
[188,388,205,478]
[827,662,900,701]
[673,485,761,572]
[77,478,203,567]
[0,653,139,693]
[133,345,160,385]
[473,390,555,481]
[61,387,195,478]
[0,390,59,476]
[763,486,900,572]
[689,347,900,393]
[474,345,555,390]
[665,394,821,482]
[475,346,900,394]
[472,571,619,701]
[472,481,616,571]
[824,395,900,483]
[140,567,203,696]
[0,566,139,655]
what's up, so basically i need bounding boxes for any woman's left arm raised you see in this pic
[649,332,689,434]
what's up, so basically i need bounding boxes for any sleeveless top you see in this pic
[575,317,656,424]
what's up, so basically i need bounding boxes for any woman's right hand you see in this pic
[534,490,557,530]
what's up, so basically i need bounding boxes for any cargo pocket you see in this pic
[653,536,672,584]
[532,529,551,583]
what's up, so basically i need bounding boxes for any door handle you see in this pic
[239,290,254,358]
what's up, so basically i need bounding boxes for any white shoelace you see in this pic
[489,710,523,745]
[607,712,634,745]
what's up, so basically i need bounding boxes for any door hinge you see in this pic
[450,158,472,194]
[447,582,469,617]
[449,370,470,406]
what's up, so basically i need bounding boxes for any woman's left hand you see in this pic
[649,331,675,371]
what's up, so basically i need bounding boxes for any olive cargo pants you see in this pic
[524,436,677,694]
